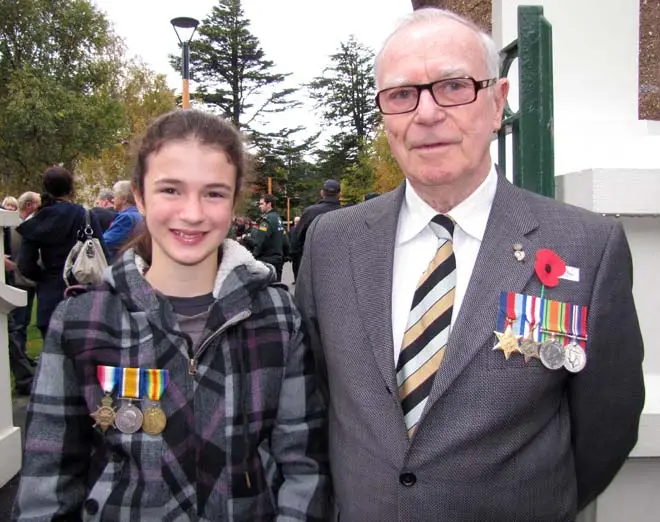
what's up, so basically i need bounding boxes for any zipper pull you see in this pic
[188,358,198,376]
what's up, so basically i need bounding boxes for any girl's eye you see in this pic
[208,191,229,199]
[160,187,177,195]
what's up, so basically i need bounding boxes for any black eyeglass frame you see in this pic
[375,77,498,115]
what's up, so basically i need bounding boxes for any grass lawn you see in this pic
[25,304,42,360]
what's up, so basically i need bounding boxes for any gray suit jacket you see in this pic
[295,175,644,522]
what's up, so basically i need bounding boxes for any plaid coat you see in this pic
[14,240,329,522]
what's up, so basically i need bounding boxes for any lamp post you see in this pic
[170,16,199,109]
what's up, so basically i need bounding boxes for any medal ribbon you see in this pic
[499,292,588,347]
[119,367,142,399]
[143,369,169,402]
[96,365,119,395]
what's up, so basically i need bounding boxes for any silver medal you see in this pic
[563,342,587,373]
[539,339,565,370]
[115,401,144,434]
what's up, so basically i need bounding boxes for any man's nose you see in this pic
[414,89,446,123]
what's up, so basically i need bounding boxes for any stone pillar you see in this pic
[0,209,27,487]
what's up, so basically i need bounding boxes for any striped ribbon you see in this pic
[143,368,169,402]
[118,367,142,399]
[497,291,588,348]
[97,365,119,394]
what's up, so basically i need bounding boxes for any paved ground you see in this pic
[0,262,297,515]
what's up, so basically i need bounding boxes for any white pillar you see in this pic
[0,210,27,488]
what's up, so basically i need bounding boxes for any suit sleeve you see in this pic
[293,218,329,405]
[569,220,645,509]
[13,300,94,521]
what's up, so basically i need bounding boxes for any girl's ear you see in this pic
[133,189,145,215]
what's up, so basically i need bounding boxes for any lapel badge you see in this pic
[513,243,525,262]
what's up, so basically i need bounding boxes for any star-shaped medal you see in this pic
[493,323,522,360]
[519,324,541,363]
[91,395,116,433]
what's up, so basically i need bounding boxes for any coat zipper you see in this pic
[188,309,252,375]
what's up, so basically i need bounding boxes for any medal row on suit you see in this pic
[493,291,588,372]
[91,366,169,435]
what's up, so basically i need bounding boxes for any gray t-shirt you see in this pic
[166,293,214,348]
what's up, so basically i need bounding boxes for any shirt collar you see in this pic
[398,165,498,245]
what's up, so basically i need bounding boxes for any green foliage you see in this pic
[308,36,380,202]
[0,0,126,193]
[75,63,176,203]
[308,36,379,140]
[176,0,299,132]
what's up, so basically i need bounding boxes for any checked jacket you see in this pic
[14,240,329,522]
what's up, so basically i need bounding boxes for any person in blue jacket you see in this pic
[103,180,142,262]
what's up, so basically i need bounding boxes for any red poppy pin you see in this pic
[534,249,566,287]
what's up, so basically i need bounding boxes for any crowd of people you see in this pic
[1,6,645,522]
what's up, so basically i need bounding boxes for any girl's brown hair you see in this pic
[125,109,248,265]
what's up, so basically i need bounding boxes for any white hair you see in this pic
[374,8,501,88]
[113,180,135,205]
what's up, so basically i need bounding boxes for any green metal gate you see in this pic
[497,5,555,198]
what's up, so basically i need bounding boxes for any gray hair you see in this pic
[17,191,40,212]
[97,187,114,202]
[113,180,135,205]
[375,8,500,87]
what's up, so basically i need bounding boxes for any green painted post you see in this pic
[497,6,555,198]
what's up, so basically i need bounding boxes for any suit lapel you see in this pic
[424,176,541,410]
[350,185,405,392]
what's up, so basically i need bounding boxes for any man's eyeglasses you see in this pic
[376,77,497,115]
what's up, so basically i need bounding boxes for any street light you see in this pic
[170,16,199,109]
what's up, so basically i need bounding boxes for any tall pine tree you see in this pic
[182,0,299,133]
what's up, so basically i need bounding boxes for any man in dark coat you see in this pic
[290,179,342,279]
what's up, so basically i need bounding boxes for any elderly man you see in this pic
[102,180,142,262]
[90,187,116,233]
[6,191,41,392]
[295,8,644,522]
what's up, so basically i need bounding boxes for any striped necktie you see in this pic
[396,215,456,437]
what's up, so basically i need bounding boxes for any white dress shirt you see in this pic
[391,166,498,363]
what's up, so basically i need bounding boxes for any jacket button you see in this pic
[84,499,99,515]
[399,472,416,487]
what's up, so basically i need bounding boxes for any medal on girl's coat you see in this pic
[142,368,169,436]
[91,366,119,433]
[115,367,144,434]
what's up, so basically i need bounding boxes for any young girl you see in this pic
[14,110,329,521]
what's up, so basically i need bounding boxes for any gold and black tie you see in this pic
[396,215,456,437]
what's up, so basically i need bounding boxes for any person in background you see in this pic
[2,197,35,395]
[290,179,341,280]
[243,194,287,282]
[13,108,328,521]
[2,196,18,212]
[295,8,644,522]
[90,187,116,233]
[102,180,142,263]
[17,167,105,339]
[8,192,41,369]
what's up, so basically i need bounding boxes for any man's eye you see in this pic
[388,88,415,100]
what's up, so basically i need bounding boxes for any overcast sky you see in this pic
[92,0,412,137]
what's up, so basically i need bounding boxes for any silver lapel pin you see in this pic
[513,243,525,262]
